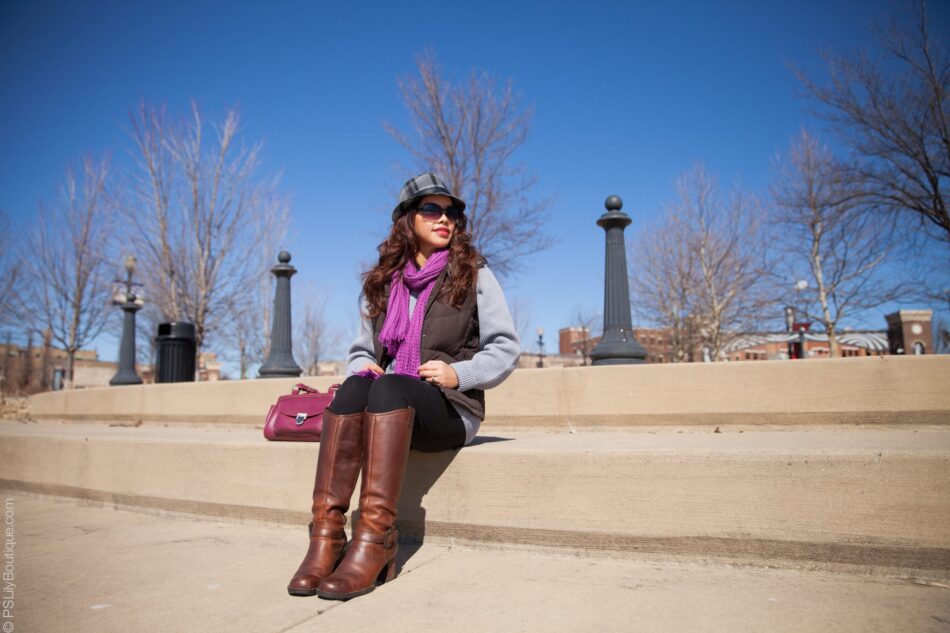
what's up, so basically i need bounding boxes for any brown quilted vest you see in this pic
[371,267,485,420]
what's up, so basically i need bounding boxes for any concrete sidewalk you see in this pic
[4,492,949,633]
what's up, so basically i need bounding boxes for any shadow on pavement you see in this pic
[349,435,514,573]
[392,435,513,572]
[394,449,457,574]
[466,435,514,446]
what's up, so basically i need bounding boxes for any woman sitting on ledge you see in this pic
[288,172,520,600]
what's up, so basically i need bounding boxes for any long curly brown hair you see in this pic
[362,210,484,319]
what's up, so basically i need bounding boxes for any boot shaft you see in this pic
[356,407,415,535]
[310,410,365,526]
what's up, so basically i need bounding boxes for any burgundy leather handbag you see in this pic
[263,383,340,442]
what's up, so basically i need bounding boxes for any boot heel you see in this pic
[378,557,397,584]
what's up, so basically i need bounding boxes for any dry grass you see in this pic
[0,395,30,420]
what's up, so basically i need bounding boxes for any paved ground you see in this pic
[3,492,949,633]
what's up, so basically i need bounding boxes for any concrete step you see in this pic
[2,420,948,576]
[26,355,950,427]
[7,493,949,633]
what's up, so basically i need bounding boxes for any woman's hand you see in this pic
[362,362,385,376]
[418,360,459,389]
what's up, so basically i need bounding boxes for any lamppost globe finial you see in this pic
[605,195,623,212]
[124,255,137,275]
[278,251,291,264]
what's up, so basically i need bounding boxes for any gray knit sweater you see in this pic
[343,266,520,444]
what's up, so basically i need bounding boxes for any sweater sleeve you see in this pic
[451,267,521,391]
[342,297,377,377]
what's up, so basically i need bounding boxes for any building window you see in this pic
[913,341,926,355]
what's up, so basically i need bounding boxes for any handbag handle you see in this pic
[292,382,342,395]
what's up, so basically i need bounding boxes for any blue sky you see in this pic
[1,0,946,365]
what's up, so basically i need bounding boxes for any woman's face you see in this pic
[411,194,457,255]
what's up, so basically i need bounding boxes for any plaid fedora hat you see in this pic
[391,172,466,222]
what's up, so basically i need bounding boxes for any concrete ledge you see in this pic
[26,355,950,427]
[2,421,948,574]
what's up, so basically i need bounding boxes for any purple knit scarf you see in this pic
[377,249,450,378]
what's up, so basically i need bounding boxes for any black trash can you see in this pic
[155,322,196,383]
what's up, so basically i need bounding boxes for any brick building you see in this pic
[0,339,133,394]
[556,309,932,363]
[885,310,933,355]
[558,326,677,364]
[0,339,223,394]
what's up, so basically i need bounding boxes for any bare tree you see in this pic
[21,157,114,387]
[294,286,330,376]
[0,211,19,333]
[771,130,907,357]
[795,0,949,244]
[571,305,602,366]
[1,333,11,397]
[632,224,703,364]
[506,296,534,349]
[225,293,264,380]
[224,200,292,379]
[631,209,697,362]
[684,166,773,360]
[385,50,553,277]
[632,165,771,361]
[118,100,286,357]
[20,330,33,391]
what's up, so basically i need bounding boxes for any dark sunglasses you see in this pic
[415,202,464,223]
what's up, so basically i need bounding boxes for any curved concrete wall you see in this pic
[28,356,950,427]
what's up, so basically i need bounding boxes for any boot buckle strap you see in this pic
[311,526,344,539]
[356,527,397,548]
[384,527,397,548]
[309,521,344,539]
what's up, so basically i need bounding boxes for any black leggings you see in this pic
[327,374,466,452]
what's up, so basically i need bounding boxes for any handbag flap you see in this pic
[275,393,332,418]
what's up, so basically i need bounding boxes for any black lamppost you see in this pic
[788,280,811,360]
[110,255,144,386]
[259,251,303,378]
[784,305,797,360]
[783,304,810,360]
[590,195,647,365]
[536,327,545,368]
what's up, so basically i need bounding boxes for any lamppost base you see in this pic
[590,331,648,366]
[109,371,143,386]
[591,356,647,366]
[258,354,303,378]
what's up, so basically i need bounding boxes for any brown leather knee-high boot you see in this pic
[287,410,364,596]
[316,407,414,600]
